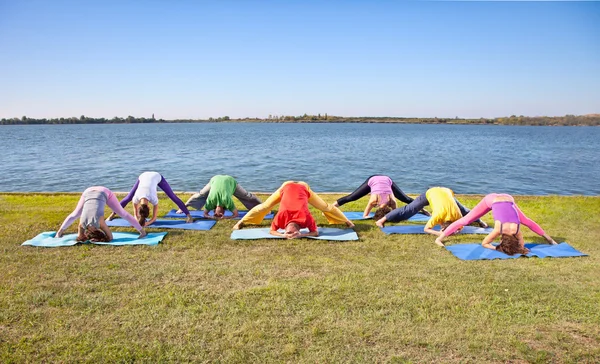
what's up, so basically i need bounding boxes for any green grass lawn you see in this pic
[1,193,599,363]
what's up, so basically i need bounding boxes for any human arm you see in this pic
[76,225,86,241]
[98,219,114,242]
[223,208,239,219]
[147,204,158,226]
[133,202,140,220]
[363,195,379,217]
[481,228,501,250]
[424,226,443,237]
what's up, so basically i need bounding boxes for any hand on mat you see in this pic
[176,209,183,214]
[434,237,445,247]
[285,231,301,239]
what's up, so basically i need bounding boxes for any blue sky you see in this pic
[0,0,598,119]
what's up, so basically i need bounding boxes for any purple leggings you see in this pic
[443,193,546,236]
[59,186,143,233]
[120,175,190,215]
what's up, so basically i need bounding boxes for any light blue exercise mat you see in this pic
[164,209,274,220]
[231,227,359,241]
[445,242,587,260]
[343,211,430,221]
[22,232,167,247]
[107,218,216,230]
[381,225,493,235]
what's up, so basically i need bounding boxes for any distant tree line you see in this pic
[2,114,599,126]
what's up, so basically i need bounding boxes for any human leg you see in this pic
[455,198,486,227]
[384,193,429,223]
[185,183,211,211]
[158,175,190,215]
[442,197,491,236]
[235,182,289,227]
[105,190,144,232]
[335,176,372,206]
[233,183,262,210]
[301,182,350,225]
[119,179,140,208]
[58,192,87,233]
[390,181,414,205]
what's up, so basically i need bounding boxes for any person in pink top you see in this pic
[334,175,429,219]
[55,186,147,242]
[434,193,557,254]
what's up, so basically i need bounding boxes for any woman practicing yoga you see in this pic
[233,181,354,238]
[333,175,429,219]
[107,171,193,226]
[434,193,557,253]
[375,187,487,236]
[176,175,262,219]
[55,186,146,242]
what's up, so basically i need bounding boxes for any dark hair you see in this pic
[373,205,392,221]
[496,234,529,255]
[85,226,109,242]
[138,204,150,227]
[440,221,453,231]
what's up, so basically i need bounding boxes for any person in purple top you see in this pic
[333,175,429,220]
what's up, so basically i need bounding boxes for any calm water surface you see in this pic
[0,123,598,195]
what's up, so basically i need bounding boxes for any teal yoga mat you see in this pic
[22,232,167,247]
[164,209,274,220]
[231,228,358,241]
[107,218,216,230]
[381,225,493,235]
[344,211,430,221]
[445,242,587,260]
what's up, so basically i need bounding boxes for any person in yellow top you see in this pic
[375,187,487,235]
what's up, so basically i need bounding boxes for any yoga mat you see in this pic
[381,225,493,235]
[22,232,167,247]
[164,209,274,220]
[445,242,587,260]
[231,228,358,241]
[107,218,216,231]
[343,211,430,221]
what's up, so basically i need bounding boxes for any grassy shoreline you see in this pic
[1,193,599,362]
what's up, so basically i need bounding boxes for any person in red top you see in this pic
[270,183,319,238]
[233,181,354,239]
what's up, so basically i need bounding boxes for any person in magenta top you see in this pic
[334,175,428,219]
[434,193,557,254]
[270,183,319,239]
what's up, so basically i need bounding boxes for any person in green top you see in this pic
[177,175,263,219]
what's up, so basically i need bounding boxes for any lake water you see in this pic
[0,123,598,195]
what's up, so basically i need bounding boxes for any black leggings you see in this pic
[336,175,414,206]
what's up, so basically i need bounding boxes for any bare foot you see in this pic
[107,212,117,221]
[55,230,63,238]
[477,221,488,228]
[185,215,194,223]
[138,230,147,239]
[232,222,243,230]
[333,201,339,207]
[345,220,355,228]
[375,219,385,228]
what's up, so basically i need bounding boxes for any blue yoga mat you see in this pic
[164,209,274,220]
[230,228,358,241]
[343,211,430,221]
[107,218,216,231]
[22,232,167,247]
[446,242,587,260]
[381,225,493,235]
